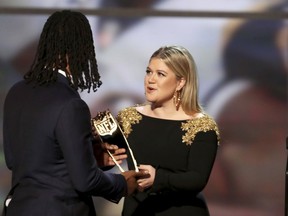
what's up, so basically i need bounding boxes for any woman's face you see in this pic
[144,57,181,107]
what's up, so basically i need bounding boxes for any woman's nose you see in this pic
[148,73,156,83]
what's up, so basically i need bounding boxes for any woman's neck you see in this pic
[140,103,200,120]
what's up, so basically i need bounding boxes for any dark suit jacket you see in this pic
[3,74,126,216]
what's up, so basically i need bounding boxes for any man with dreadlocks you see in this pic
[2,10,147,216]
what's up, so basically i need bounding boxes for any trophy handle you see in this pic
[107,150,125,172]
[117,124,139,172]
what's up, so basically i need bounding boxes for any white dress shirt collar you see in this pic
[58,69,66,77]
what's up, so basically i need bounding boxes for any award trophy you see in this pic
[91,110,138,172]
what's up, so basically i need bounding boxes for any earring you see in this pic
[173,90,181,111]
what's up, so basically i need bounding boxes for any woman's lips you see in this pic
[146,87,156,94]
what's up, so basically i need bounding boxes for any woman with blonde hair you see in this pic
[117,45,220,216]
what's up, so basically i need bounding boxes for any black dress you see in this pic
[117,106,220,216]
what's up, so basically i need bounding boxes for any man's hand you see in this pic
[121,170,150,196]
[93,141,127,167]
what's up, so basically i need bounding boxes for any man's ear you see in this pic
[177,78,186,91]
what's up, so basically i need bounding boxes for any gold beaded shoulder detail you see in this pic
[117,106,142,138]
[181,114,220,145]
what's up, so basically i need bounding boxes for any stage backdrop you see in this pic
[0,0,287,215]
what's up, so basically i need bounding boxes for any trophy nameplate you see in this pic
[91,110,138,172]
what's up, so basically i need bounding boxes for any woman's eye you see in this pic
[146,69,151,74]
[158,72,165,77]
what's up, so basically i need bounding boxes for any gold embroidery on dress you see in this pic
[117,107,142,137]
[181,114,220,145]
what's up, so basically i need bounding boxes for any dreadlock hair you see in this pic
[24,10,102,92]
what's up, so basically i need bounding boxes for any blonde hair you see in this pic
[150,45,203,114]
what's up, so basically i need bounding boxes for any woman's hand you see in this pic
[137,164,156,191]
